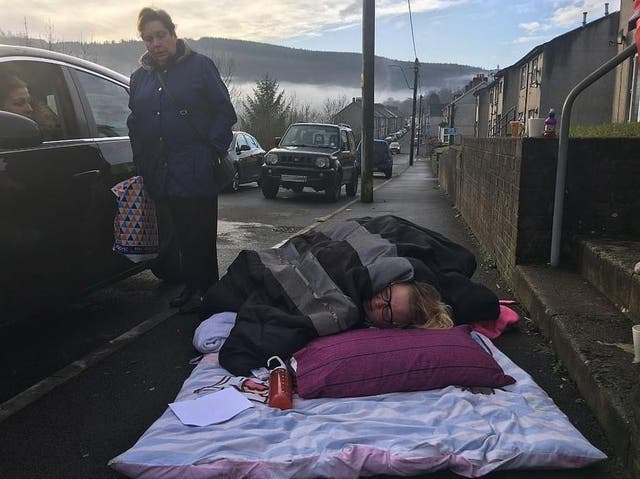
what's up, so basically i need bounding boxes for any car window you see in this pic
[74,71,129,137]
[236,133,250,151]
[281,125,340,148]
[0,60,78,141]
[340,130,349,151]
[246,134,262,150]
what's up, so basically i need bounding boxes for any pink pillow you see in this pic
[293,325,515,399]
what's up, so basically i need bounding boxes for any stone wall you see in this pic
[437,137,640,282]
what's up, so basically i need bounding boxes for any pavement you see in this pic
[309,152,629,478]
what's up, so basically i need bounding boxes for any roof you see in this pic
[0,44,129,85]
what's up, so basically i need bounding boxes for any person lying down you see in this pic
[201,215,499,376]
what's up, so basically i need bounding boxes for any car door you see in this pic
[339,129,355,182]
[234,133,253,183]
[70,68,139,283]
[246,133,265,181]
[0,59,112,315]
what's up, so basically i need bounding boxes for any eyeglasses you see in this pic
[381,285,393,325]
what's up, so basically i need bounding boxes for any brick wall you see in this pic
[438,138,640,282]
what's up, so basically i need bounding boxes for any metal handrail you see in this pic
[550,43,637,266]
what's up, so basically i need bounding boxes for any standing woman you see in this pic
[128,7,237,312]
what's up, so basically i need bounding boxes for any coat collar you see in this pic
[139,39,193,72]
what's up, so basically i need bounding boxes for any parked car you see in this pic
[0,44,180,322]
[225,131,265,192]
[389,141,401,154]
[356,139,393,179]
[261,122,359,202]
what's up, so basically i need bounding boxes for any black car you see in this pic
[0,44,179,322]
[225,131,265,192]
[261,122,359,202]
[356,139,393,179]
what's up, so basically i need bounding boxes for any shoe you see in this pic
[169,287,195,308]
[178,293,203,314]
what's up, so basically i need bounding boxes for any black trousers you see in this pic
[166,196,219,292]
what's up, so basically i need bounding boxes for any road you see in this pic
[0,149,625,478]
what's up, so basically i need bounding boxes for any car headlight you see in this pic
[265,153,278,165]
[315,156,329,168]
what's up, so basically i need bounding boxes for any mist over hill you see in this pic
[1,35,487,106]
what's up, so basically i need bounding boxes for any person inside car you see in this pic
[0,73,34,118]
[0,71,63,140]
[128,7,237,313]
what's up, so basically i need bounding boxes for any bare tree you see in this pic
[286,93,320,124]
[209,51,241,104]
[45,19,55,51]
[23,17,30,47]
[320,94,349,123]
[79,32,97,62]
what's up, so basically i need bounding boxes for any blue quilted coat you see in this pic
[127,40,237,198]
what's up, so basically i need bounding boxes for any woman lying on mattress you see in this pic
[201,215,499,376]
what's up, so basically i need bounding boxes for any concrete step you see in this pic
[513,264,640,479]
[577,238,640,321]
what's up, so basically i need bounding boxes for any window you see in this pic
[0,60,77,140]
[340,130,349,151]
[520,65,527,90]
[236,133,250,150]
[246,134,261,149]
[75,71,130,137]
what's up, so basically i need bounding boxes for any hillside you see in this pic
[1,35,487,92]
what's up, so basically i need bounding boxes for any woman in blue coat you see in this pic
[128,7,237,312]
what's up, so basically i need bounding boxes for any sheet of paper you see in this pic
[169,387,253,426]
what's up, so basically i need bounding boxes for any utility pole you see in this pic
[361,0,375,202]
[416,94,423,157]
[408,58,419,166]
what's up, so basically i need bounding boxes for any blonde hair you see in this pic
[407,282,453,329]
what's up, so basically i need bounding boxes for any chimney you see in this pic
[582,12,587,26]
[605,3,609,16]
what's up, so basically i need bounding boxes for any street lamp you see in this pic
[390,60,419,166]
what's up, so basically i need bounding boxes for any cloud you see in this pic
[547,0,620,28]
[513,34,552,45]
[519,21,542,32]
[2,0,474,43]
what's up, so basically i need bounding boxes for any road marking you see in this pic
[0,309,174,423]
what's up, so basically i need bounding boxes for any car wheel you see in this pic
[291,184,304,193]
[324,173,342,202]
[384,167,393,179]
[261,178,279,199]
[346,171,358,197]
[224,166,240,193]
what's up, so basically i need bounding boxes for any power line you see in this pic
[407,0,417,59]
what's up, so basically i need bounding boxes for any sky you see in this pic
[1,0,622,69]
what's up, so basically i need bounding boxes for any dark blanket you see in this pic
[202,215,499,376]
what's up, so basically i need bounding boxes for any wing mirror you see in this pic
[0,111,42,149]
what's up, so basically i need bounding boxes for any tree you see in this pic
[240,75,289,148]
[320,94,349,123]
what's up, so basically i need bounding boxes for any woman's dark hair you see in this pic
[137,7,176,36]
[0,73,27,104]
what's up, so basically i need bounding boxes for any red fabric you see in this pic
[471,305,520,339]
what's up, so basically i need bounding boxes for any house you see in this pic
[612,0,637,122]
[478,8,620,137]
[441,74,488,142]
[332,98,402,141]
